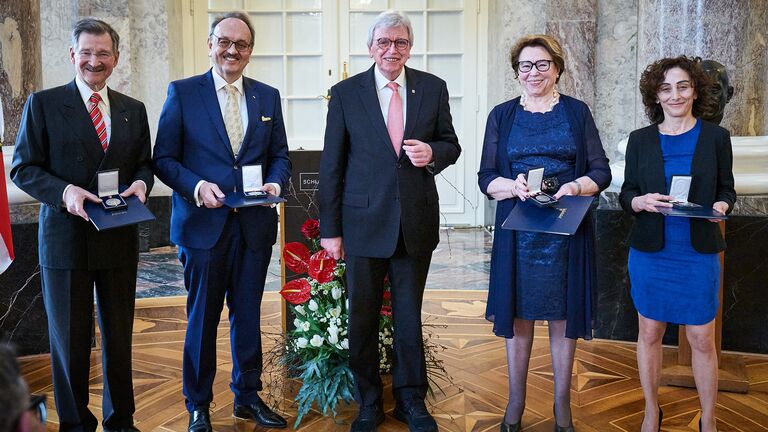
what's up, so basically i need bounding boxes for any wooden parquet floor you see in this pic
[19,290,768,431]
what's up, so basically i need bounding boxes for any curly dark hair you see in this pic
[639,56,720,123]
[509,34,566,83]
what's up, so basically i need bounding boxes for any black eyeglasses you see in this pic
[29,394,47,423]
[211,34,252,52]
[375,38,410,51]
[517,59,554,73]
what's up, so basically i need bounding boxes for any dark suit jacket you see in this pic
[619,120,736,253]
[152,70,291,250]
[319,65,461,258]
[11,80,154,269]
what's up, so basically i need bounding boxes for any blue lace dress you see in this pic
[507,102,576,320]
[628,120,720,325]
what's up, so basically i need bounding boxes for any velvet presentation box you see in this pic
[84,195,156,231]
[218,192,287,208]
[502,195,595,235]
[526,167,558,207]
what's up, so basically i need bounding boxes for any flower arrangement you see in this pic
[279,219,396,427]
[271,218,453,427]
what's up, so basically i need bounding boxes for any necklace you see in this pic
[520,89,560,113]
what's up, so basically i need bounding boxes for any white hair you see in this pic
[366,10,414,48]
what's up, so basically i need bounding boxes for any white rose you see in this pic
[295,305,305,316]
[331,286,342,300]
[296,337,308,349]
[301,321,310,331]
[310,334,324,347]
[309,299,319,312]
[293,318,302,328]
[340,338,349,349]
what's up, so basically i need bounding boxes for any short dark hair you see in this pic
[639,56,719,123]
[0,344,28,432]
[509,34,566,83]
[71,18,120,54]
[209,12,255,46]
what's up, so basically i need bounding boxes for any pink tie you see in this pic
[89,93,108,152]
[386,82,403,156]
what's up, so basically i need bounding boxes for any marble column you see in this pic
[545,0,598,108]
[0,0,42,146]
[636,0,768,135]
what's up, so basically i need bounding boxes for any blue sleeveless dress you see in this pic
[628,120,720,325]
[507,103,576,320]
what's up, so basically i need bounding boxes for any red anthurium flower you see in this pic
[308,250,336,283]
[301,219,321,240]
[280,278,311,305]
[380,305,392,317]
[382,290,391,301]
[284,242,310,274]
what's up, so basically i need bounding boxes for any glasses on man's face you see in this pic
[375,38,410,51]
[658,82,694,97]
[212,34,252,52]
[76,50,114,60]
[29,394,47,423]
[517,59,553,73]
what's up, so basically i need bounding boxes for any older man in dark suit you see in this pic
[318,10,461,432]
[11,18,153,432]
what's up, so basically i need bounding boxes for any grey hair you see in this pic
[0,344,29,432]
[71,18,120,54]
[366,10,414,48]
[209,12,255,46]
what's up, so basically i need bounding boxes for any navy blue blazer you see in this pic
[153,70,291,250]
[11,80,154,269]
[619,121,736,253]
[478,95,611,339]
[319,65,460,257]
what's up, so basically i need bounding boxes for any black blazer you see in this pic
[619,120,736,253]
[319,65,461,258]
[11,80,154,269]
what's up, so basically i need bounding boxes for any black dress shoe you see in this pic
[393,398,438,432]
[233,397,287,429]
[188,409,212,432]
[351,403,384,432]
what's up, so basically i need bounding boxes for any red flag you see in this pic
[0,148,14,273]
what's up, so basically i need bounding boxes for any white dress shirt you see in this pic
[373,66,407,126]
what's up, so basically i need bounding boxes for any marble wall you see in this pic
[0,0,42,146]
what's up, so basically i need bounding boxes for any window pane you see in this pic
[428,0,462,8]
[209,0,242,9]
[287,12,322,53]
[408,12,425,52]
[427,55,462,95]
[287,56,323,96]
[244,0,281,9]
[246,56,284,91]
[250,13,283,53]
[349,12,378,54]
[286,0,321,9]
[393,0,425,9]
[405,55,423,71]
[448,97,462,138]
[349,55,373,76]
[287,99,325,139]
[427,12,462,52]
[349,0,387,10]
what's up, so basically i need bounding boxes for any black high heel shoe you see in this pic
[500,421,521,432]
[553,406,574,432]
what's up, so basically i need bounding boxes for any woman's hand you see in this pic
[631,193,674,213]
[708,201,729,222]
[512,173,530,200]
[553,181,579,199]
[486,174,529,201]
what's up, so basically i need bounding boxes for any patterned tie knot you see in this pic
[226,84,238,97]
[387,81,399,92]
[89,92,102,104]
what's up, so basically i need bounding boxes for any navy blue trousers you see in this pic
[179,212,272,412]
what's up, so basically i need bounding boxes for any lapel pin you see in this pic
[124,117,128,122]
[252,95,256,99]
[261,116,272,122]
[411,89,415,93]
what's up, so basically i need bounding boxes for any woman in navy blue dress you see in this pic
[479,35,611,432]
[620,57,735,432]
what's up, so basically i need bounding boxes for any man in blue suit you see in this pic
[152,12,290,432]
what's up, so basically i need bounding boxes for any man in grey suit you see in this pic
[12,18,152,432]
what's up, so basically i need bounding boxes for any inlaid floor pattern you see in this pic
[19,291,768,431]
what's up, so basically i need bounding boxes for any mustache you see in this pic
[84,65,106,72]
[223,52,240,60]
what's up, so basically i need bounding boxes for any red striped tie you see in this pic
[89,93,108,151]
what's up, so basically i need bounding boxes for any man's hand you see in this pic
[402,139,433,168]
[120,180,147,203]
[321,237,345,260]
[261,183,278,195]
[709,201,729,223]
[631,193,673,213]
[199,181,225,208]
[64,185,101,220]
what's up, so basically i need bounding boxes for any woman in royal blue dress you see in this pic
[620,56,736,432]
[478,35,611,432]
